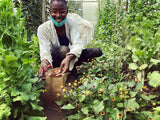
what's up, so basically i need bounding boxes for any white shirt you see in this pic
[37,14,83,70]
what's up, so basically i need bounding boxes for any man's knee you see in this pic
[90,48,102,57]
[95,48,102,57]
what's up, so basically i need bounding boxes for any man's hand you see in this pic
[38,59,50,79]
[59,54,76,75]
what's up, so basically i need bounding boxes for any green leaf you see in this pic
[150,58,160,65]
[135,82,143,91]
[148,95,157,100]
[79,95,86,103]
[108,84,115,90]
[67,113,82,119]
[3,76,11,82]
[0,48,5,53]
[127,80,136,87]
[81,107,89,115]
[61,103,75,110]
[0,104,11,119]
[21,83,32,92]
[13,96,23,102]
[5,55,19,67]
[56,101,63,106]
[107,108,120,120]
[129,63,138,70]
[13,108,18,119]
[139,94,150,100]
[28,116,47,120]
[93,101,104,114]
[153,106,160,112]
[137,71,144,86]
[0,72,5,77]
[22,58,37,64]
[83,79,89,87]
[141,111,153,118]
[21,93,29,101]
[125,98,139,111]
[116,103,124,108]
[83,117,96,120]
[132,111,148,120]
[28,94,38,101]
[93,99,99,104]
[132,53,139,62]
[26,77,38,83]
[139,94,157,101]
[91,79,99,89]
[11,89,21,97]
[139,64,148,70]
[148,71,160,88]
[152,115,160,120]
[30,102,43,111]
[103,94,109,100]
[130,91,138,98]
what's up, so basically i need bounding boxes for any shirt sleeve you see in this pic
[67,19,83,70]
[68,20,83,57]
[37,25,53,66]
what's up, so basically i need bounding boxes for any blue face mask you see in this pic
[50,16,66,27]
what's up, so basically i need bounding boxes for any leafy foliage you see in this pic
[125,0,160,85]
[13,0,43,37]
[67,0,83,16]
[60,0,160,119]
[95,0,117,42]
[0,0,45,119]
[1,0,160,119]
[60,58,157,120]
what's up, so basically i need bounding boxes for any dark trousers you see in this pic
[51,46,103,69]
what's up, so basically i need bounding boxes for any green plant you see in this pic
[13,0,43,37]
[58,58,124,120]
[126,0,160,86]
[59,58,157,120]
[59,0,160,119]
[0,0,45,119]
[95,0,117,42]
[67,0,82,16]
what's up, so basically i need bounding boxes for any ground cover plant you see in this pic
[59,0,160,120]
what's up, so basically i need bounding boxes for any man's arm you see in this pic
[37,25,52,78]
[59,54,76,74]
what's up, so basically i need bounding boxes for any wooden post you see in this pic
[115,0,121,34]
[11,0,14,13]
[98,0,101,14]
[115,0,119,34]
[126,0,128,12]
[42,0,46,23]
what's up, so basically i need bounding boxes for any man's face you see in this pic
[49,1,68,23]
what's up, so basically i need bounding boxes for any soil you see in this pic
[40,93,63,120]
